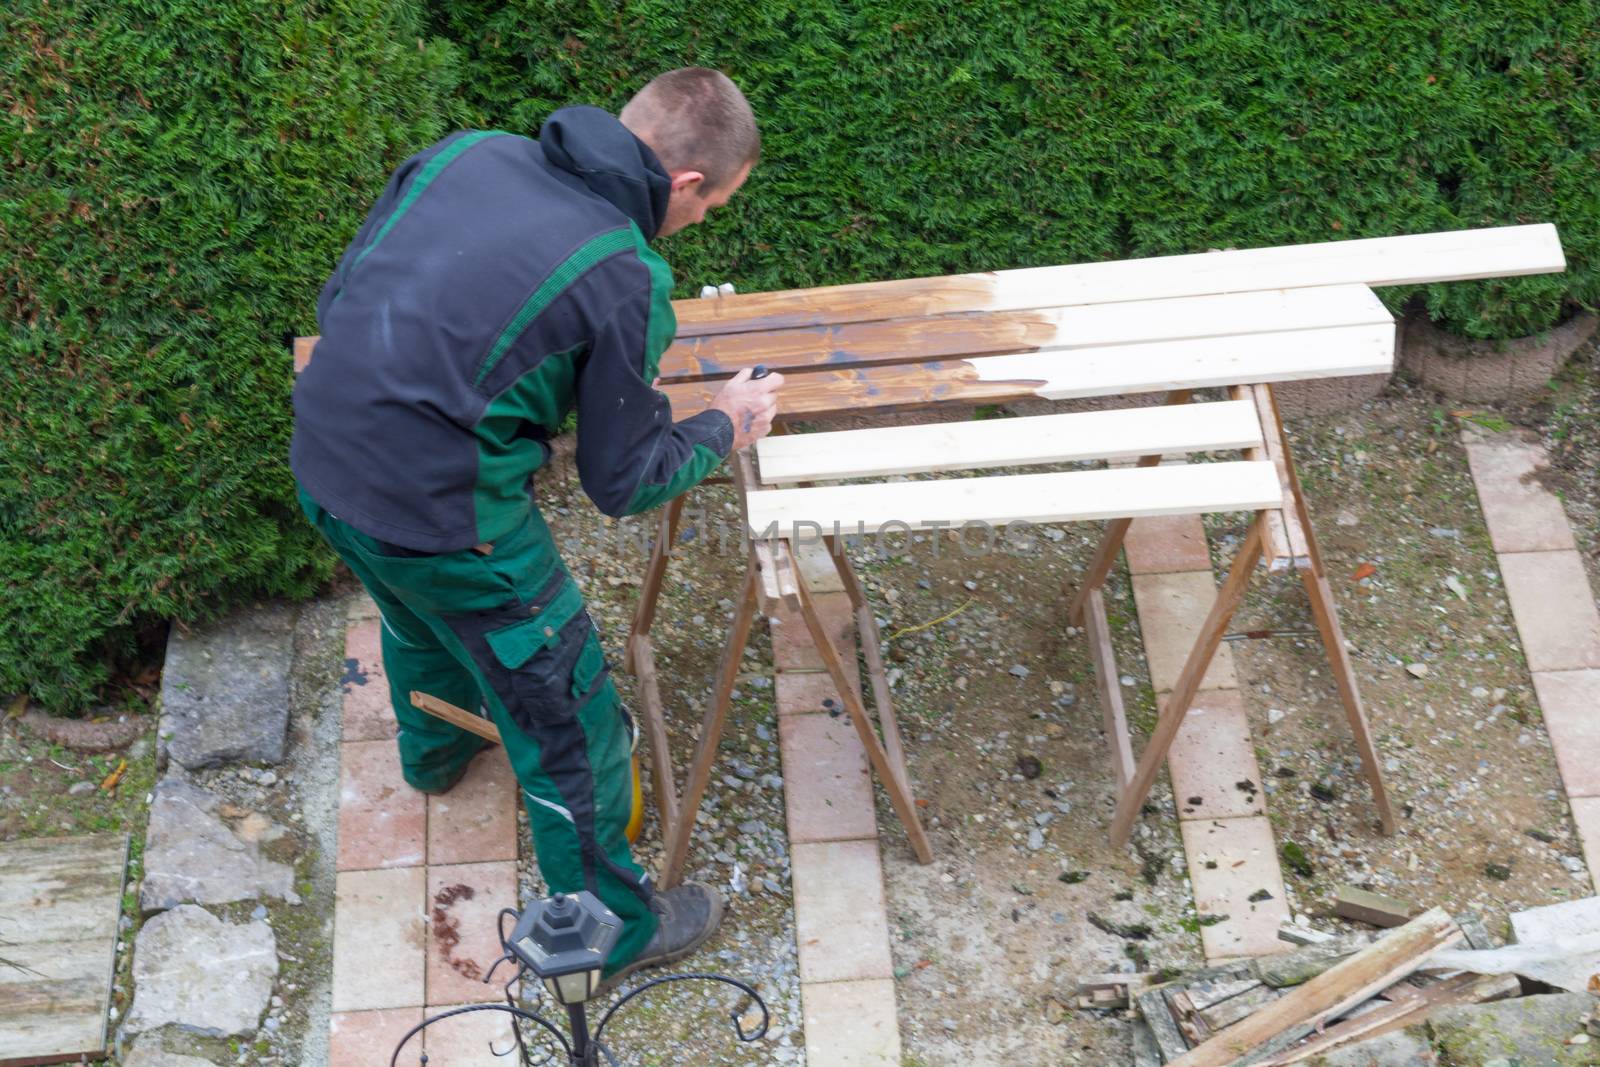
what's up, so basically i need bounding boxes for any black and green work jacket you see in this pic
[291,107,734,552]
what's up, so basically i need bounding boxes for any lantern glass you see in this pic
[548,970,594,1005]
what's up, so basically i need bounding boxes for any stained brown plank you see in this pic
[661,359,1044,422]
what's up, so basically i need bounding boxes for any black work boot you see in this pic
[597,881,724,995]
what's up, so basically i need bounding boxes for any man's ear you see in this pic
[669,169,705,195]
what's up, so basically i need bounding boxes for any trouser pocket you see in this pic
[442,569,610,735]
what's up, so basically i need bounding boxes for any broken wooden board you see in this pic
[0,833,129,1066]
[1167,907,1462,1067]
[1248,971,1520,1066]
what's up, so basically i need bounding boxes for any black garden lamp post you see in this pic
[389,889,770,1067]
[507,891,620,1064]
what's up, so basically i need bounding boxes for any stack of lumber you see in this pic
[1118,907,1528,1065]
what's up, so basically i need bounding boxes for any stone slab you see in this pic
[780,709,878,843]
[1164,690,1266,820]
[1532,669,1600,798]
[329,1007,424,1067]
[770,595,856,671]
[122,1039,221,1067]
[1463,436,1577,554]
[791,840,894,984]
[1570,797,1600,891]
[1180,816,1291,961]
[1124,514,1212,575]
[428,750,518,866]
[1317,1030,1437,1066]
[161,601,296,768]
[794,538,848,593]
[342,619,397,742]
[338,740,427,871]
[1510,894,1600,945]
[419,1003,517,1067]
[0,833,127,1063]
[1499,551,1600,673]
[125,905,277,1038]
[1427,992,1595,1067]
[1131,571,1239,692]
[774,667,861,718]
[800,978,901,1066]
[141,779,297,911]
[425,862,519,1007]
[333,867,427,1012]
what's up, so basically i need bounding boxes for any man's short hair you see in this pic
[620,68,759,193]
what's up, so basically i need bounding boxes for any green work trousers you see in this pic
[298,486,656,972]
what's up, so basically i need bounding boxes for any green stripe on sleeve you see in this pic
[473,228,636,387]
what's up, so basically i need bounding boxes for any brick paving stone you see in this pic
[338,740,427,871]
[1124,514,1212,575]
[774,667,861,717]
[332,867,427,1012]
[419,1003,517,1067]
[780,710,877,843]
[1499,551,1600,673]
[348,595,381,622]
[1180,816,1291,961]
[1570,797,1600,889]
[1164,690,1266,821]
[1464,437,1577,554]
[1130,571,1239,693]
[770,595,856,671]
[425,861,520,1008]
[1532,670,1600,798]
[328,1007,423,1067]
[342,619,397,742]
[800,978,901,1066]
[791,840,894,984]
[428,749,519,865]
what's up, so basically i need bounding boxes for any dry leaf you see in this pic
[1351,562,1377,582]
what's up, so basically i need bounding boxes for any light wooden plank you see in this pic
[673,224,1562,336]
[972,322,1396,398]
[0,834,127,1065]
[0,834,127,947]
[746,460,1284,538]
[660,322,1396,423]
[0,940,111,1063]
[756,400,1264,484]
[663,284,1389,382]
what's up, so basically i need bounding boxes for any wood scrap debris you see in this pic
[1094,901,1600,1065]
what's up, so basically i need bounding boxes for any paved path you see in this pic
[327,598,520,1066]
[771,541,902,1065]
[1462,428,1600,887]
[1123,514,1292,961]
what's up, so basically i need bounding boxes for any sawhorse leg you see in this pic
[1262,385,1398,834]
[658,563,761,888]
[795,540,934,864]
[1108,514,1266,847]
[626,496,686,852]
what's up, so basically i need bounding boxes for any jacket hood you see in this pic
[539,106,671,240]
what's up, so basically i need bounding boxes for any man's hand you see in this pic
[709,366,784,451]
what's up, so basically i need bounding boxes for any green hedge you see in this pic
[5,1,1597,710]
[432,0,1597,334]
[2,1,462,710]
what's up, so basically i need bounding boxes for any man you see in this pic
[291,68,783,985]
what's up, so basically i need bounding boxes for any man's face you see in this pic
[657,161,752,238]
